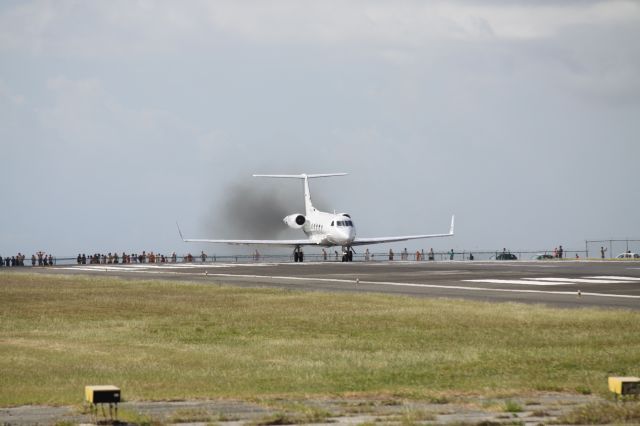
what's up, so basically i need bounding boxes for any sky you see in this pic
[1,0,639,258]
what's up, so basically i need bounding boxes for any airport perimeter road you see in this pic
[18,261,640,309]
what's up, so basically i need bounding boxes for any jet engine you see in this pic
[283,214,306,229]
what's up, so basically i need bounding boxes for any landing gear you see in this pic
[293,246,304,263]
[341,247,354,262]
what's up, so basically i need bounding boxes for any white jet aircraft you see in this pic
[178,173,454,262]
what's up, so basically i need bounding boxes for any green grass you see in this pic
[503,400,522,413]
[1,273,639,406]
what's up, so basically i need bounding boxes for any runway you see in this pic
[22,260,640,309]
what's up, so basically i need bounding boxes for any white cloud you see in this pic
[2,0,637,105]
[1,0,639,55]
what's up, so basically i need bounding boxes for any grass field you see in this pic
[1,272,639,407]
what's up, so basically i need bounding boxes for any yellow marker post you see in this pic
[608,377,640,399]
[85,385,120,422]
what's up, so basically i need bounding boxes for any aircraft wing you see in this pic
[179,238,319,247]
[350,215,455,246]
[177,223,317,246]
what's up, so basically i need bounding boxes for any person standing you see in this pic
[428,248,434,261]
[449,249,454,260]
[600,246,607,259]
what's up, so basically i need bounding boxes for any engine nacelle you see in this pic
[283,213,306,229]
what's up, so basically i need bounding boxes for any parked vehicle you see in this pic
[532,254,554,260]
[616,252,640,259]
[495,252,518,260]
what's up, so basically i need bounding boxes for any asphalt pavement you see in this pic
[14,259,640,310]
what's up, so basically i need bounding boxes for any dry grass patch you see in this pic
[557,401,640,424]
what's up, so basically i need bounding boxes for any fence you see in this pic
[585,239,640,259]
[1,248,599,267]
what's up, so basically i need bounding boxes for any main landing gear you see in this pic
[342,247,354,262]
[293,246,304,263]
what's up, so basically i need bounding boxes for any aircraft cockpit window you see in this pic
[331,221,334,226]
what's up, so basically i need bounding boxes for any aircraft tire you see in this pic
[299,253,304,262]
[348,251,353,262]
[294,252,299,262]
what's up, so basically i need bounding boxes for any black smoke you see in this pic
[203,175,332,241]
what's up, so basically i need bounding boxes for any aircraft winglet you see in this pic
[176,222,185,242]
[449,215,455,235]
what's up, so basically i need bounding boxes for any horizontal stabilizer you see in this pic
[253,173,347,179]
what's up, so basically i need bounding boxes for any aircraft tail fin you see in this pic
[253,173,347,216]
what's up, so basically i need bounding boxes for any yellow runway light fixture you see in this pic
[85,385,120,421]
[608,377,640,399]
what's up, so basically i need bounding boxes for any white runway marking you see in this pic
[523,277,634,284]
[463,279,571,286]
[463,276,639,286]
[464,263,561,268]
[592,276,640,281]
[56,263,289,272]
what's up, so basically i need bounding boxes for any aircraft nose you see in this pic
[340,227,355,241]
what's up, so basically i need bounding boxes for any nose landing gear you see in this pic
[293,246,304,263]
[341,247,354,262]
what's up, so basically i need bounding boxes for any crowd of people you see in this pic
[76,251,184,264]
[0,252,54,267]
[0,251,212,267]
